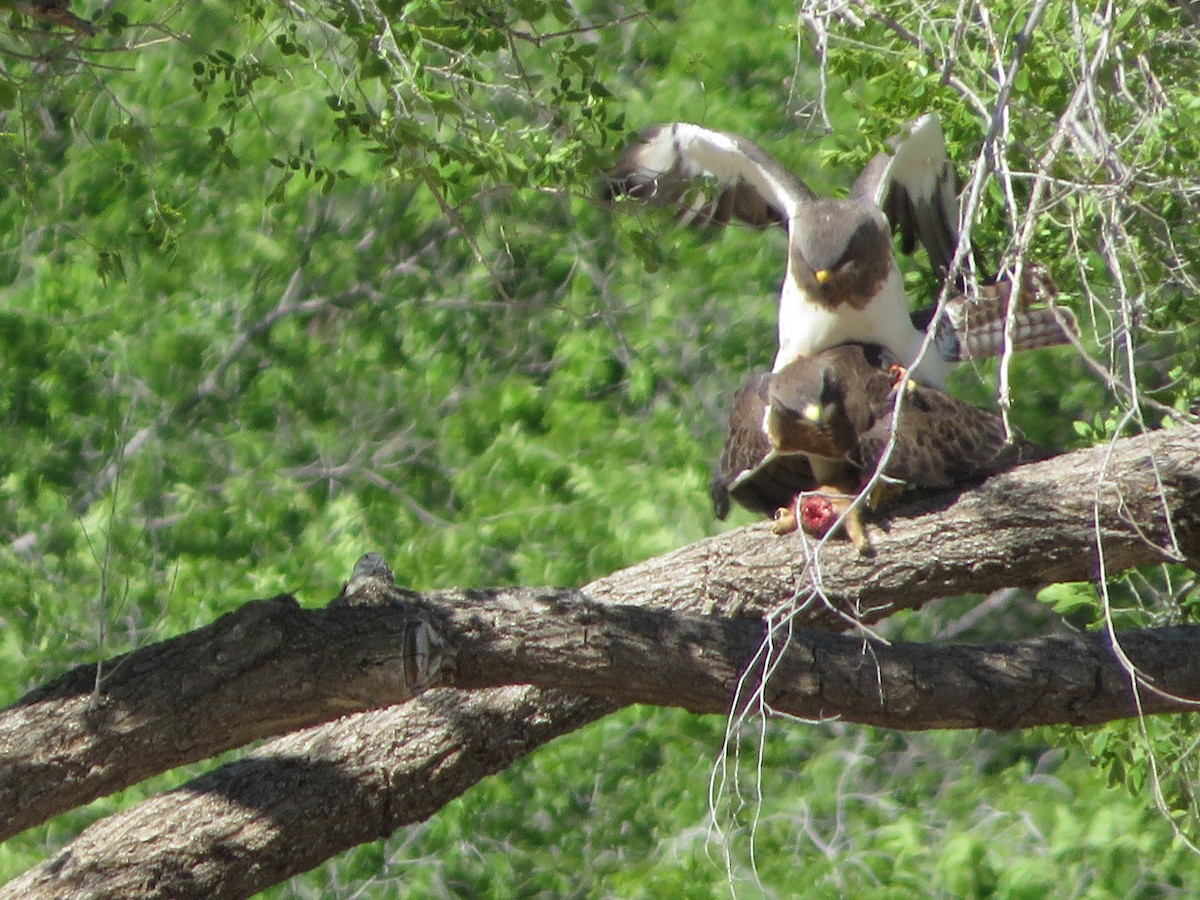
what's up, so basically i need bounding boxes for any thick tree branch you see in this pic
[2,428,1198,897]
[9,600,1200,900]
[608,428,1200,624]
[5,688,610,900]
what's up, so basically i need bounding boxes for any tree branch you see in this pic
[595,427,1200,623]
[2,428,1198,896]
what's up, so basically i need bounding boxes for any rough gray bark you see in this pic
[2,428,1198,898]
[8,688,610,900]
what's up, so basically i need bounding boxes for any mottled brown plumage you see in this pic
[768,343,1049,488]
[711,343,1051,530]
[710,373,817,520]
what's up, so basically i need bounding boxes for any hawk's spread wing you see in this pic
[603,116,991,382]
[606,115,962,272]
[603,123,814,231]
[852,114,961,278]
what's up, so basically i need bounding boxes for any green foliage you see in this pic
[270,709,1200,897]
[1059,714,1200,848]
[1,0,1199,896]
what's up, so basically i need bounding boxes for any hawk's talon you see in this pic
[860,477,905,509]
[887,363,917,394]
[772,505,798,535]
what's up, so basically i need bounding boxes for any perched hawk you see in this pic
[711,343,1049,547]
[769,343,1047,485]
[604,115,1076,385]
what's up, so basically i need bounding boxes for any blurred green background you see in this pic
[2,0,1199,895]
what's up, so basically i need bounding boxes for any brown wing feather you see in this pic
[727,453,819,519]
[850,116,963,279]
[857,385,1048,486]
[711,373,818,519]
[603,124,813,234]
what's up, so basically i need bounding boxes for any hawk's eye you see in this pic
[832,247,859,272]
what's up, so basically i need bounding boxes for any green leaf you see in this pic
[1036,582,1098,618]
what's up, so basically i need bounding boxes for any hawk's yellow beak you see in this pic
[815,269,830,284]
[802,403,823,422]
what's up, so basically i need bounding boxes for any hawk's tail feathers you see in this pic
[947,305,1080,361]
[926,264,1079,362]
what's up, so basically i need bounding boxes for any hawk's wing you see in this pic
[857,385,1050,487]
[711,372,817,519]
[714,343,1052,518]
[604,123,815,231]
[768,342,1050,488]
[851,114,963,280]
[725,451,819,520]
[605,115,971,283]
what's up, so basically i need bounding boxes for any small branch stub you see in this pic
[336,552,445,698]
[403,618,441,694]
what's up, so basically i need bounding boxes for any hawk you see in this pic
[711,342,1048,547]
[604,114,1076,385]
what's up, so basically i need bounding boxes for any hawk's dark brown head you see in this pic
[788,200,893,311]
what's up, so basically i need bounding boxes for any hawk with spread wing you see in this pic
[604,114,1075,384]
